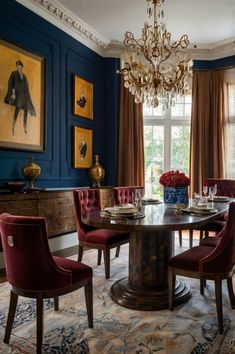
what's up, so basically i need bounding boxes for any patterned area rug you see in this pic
[0,238,235,354]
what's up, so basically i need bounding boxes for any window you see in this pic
[144,95,191,199]
[226,83,235,178]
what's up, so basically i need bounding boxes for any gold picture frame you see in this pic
[0,38,45,151]
[73,126,93,168]
[73,75,93,119]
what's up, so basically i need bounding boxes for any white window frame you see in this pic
[144,96,191,173]
[225,69,235,179]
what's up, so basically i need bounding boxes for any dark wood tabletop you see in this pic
[82,201,229,232]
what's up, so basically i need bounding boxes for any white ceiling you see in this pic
[57,0,235,46]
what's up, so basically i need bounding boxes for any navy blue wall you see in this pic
[0,0,119,188]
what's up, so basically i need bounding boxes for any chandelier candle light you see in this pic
[119,0,192,109]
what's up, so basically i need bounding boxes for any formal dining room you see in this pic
[0,0,235,353]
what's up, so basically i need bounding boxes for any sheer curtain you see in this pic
[118,78,145,187]
[190,70,226,196]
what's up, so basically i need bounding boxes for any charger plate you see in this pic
[182,206,218,215]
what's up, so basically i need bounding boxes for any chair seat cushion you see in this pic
[169,246,214,271]
[85,229,129,245]
[200,236,220,247]
[53,256,92,283]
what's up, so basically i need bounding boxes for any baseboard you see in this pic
[52,245,77,257]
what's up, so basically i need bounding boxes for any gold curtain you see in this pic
[118,77,145,186]
[190,70,225,196]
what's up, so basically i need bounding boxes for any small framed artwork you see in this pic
[0,38,45,151]
[73,126,93,168]
[73,75,93,119]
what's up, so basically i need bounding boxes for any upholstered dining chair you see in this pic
[113,186,144,205]
[0,213,93,354]
[199,178,235,238]
[73,189,129,279]
[168,202,235,334]
[185,178,233,248]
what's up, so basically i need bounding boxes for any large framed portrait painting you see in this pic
[0,39,45,151]
[73,126,92,168]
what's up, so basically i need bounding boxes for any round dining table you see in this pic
[82,201,229,311]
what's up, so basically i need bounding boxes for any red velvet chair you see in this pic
[73,189,129,279]
[168,202,235,334]
[0,213,93,354]
[200,178,235,237]
[187,179,233,248]
[113,186,144,205]
[113,186,136,204]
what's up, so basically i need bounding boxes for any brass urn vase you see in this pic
[89,155,105,187]
[22,157,41,190]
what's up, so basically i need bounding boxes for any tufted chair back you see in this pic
[73,189,101,242]
[0,213,72,291]
[205,178,235,197]
[113,186,144,205]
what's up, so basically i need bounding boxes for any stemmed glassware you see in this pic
[203,185,208,196]
[208,184,217,205]
[132,189,144,211]
[198,185,208,207]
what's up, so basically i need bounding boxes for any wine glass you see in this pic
[203,185,208,196]
[209,185,217,204]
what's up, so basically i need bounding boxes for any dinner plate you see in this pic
[182,207,218,214]
[104,205,137,214]
[142,199,161,205]
[191,207,218,214]
[211,196,230,202]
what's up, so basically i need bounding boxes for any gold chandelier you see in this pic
[119,0,192,109]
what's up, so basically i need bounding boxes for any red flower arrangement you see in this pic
[159,170,190,187]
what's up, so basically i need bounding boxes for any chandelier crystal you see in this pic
[119,0,192,109]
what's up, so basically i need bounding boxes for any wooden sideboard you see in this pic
[0,187,116,251]
[0,190,77,239]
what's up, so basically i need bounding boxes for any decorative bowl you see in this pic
[4,181,26,192]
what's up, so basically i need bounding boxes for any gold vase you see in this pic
[89,155,105,188]
[22,157,41,190]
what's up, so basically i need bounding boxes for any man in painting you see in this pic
[79,135,87,161]
[4,60,36,135]
[77,88,86,108]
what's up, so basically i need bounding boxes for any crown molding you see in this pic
[16,0,110,56]
[104,39,235,61]
[15,0,235,61]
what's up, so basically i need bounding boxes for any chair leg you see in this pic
[115,246,121,257]
[168,268,175,310]
[199,230,204,240]
[97,249,102,265]
[215,278,224,334]
[84,278,93,328]
[54,296,59,311]
[77,245,84,262]
[205,230,209,238]
[36,296,44,354]
[178,231,182,247]
[4,290,18,344]
[227,277,235,309]
[200,279,206,295]
[189,230,193,248]
[103,248,110,279]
